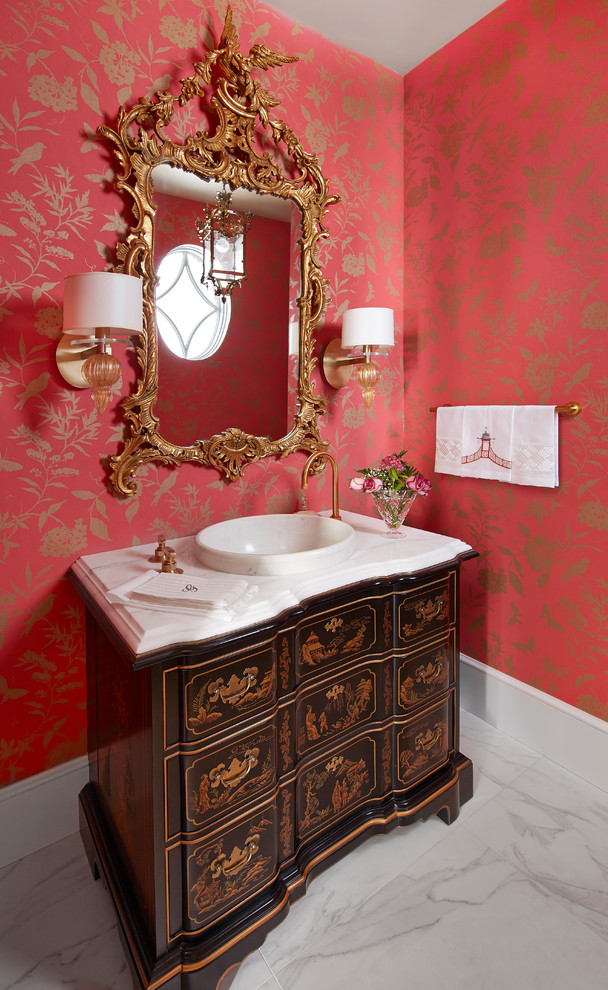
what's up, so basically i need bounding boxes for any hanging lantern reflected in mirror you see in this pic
[196,186,253,301]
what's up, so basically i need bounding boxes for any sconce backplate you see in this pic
[322,338,354,390]
[56,334,97,388]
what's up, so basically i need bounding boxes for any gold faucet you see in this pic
[301,451,341,520]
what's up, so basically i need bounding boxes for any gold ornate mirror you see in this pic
[100,6,337,496]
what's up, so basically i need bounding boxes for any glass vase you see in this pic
[371,489,417,539]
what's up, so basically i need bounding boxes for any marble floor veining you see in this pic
[2,712,608,990]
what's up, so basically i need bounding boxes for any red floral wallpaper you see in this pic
[0,0,405,785]
[402,0,608,719]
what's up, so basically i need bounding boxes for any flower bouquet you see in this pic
[349,450,431,538]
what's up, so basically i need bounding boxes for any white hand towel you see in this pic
[435,405,559,487]
[108,571,256,615]
[511,405,559,487]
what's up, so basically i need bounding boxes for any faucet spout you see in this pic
[301,451,341,520]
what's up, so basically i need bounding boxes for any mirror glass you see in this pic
[151,166,300,444]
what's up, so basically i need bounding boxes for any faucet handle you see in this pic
[149,534,167,563]
[150,533,177,563]
[161,549,183,574]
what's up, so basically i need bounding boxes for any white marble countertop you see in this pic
[70,510,473,658]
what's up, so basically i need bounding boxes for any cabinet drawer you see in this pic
[396,572,453,645]
[397,630,453,713]
[396,696,452,788]
[295,596,382,680]
[166,721,276,837]
[182,642,276,742]
[296,733,377,840]
[183,803,278,933]
[296,667,377,755]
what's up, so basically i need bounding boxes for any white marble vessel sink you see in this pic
[194,513,356,576]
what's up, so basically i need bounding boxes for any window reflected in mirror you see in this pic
[156,244,231,361]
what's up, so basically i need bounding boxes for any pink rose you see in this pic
[406,473,432,495]
[350,476,382,493]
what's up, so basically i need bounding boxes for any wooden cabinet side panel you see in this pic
[88,617,156,940]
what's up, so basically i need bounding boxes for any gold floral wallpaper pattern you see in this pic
[402,0,608,720]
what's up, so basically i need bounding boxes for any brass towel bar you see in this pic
[429,402,582,417]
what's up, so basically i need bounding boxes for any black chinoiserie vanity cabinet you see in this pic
[71,536,476,990]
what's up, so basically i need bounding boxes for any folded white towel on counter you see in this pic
[108,571,256,615]
[435,405,559,487]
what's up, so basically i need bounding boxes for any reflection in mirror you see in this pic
[155,243,232,360]
[152,166,297,444]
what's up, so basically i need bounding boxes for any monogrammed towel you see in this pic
[435,406,559,487]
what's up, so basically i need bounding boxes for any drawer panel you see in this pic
[296,733,377,840]
[295,597,382,680]
[396,696,452,788]
[174,723,276,834]
[183,643,276,742]
[397,630,453,713]
[296,667,377,755]
[183,803,278,933]
[396,572,453,645]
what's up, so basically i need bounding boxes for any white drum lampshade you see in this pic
[341,307,394,350]
[63,272,143,335]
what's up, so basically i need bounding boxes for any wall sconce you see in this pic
[56,272,143,415]
[322,307,394,407]
[195,185,253,302]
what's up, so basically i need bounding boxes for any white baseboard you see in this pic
[461,653,608,794]
[1,661,606,869]
[0,755,89,869]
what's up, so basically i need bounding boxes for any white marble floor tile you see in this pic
[273,826,608,990]
[0,833,131,990]
[229,949,280,990]
[460,709,541,785]
[463,756,608,943]
[260,814,449,972]
[2,715,606,990]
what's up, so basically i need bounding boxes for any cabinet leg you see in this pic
[79,797,100,882]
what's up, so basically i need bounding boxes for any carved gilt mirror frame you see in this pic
[100,7,337,496]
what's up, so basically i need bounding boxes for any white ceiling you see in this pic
[264,0,507,75]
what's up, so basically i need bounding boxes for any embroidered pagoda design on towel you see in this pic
[461,428,512,469]
[435,405,559,488]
